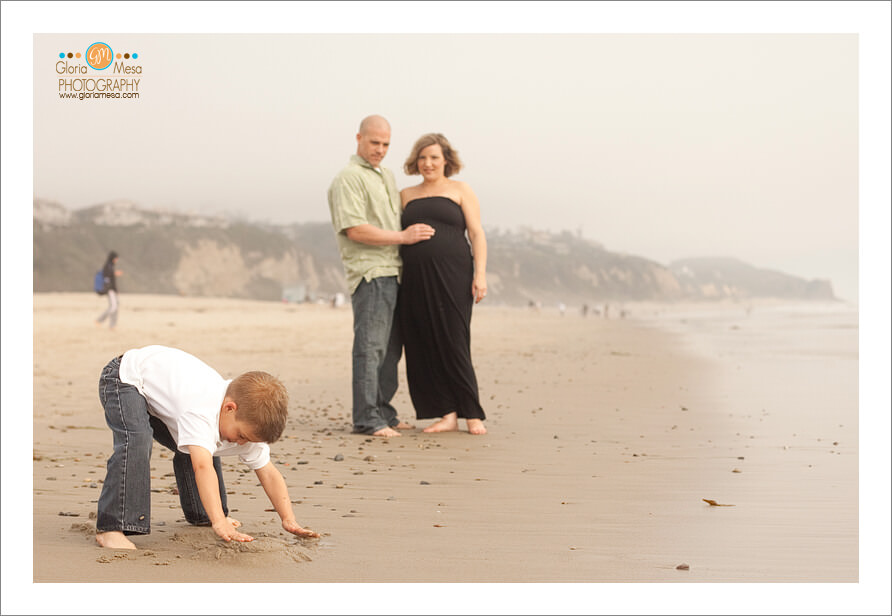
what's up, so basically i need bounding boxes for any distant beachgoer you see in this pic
[95,251,122,330]
[327,115,435,437]
[398,133,487,435]
[95,345,319,550]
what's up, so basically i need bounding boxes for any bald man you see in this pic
[327,115,435,437]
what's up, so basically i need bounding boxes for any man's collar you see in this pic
[350,154,382,172]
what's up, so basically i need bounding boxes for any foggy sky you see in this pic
[27,21,867,302]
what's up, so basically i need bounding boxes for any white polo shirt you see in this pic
[118,345,270,470]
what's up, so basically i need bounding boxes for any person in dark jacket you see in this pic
[96,251,122,330]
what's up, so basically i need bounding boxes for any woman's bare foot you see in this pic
[423,413,459,433]
[372,426,401,437]
[95,531,136,550]
[394,421,415,430]
[227,516,242,528]
[466,419,487,435]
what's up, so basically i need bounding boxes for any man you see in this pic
[327,115,435,437]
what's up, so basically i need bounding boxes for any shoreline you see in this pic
[13,293,875,610]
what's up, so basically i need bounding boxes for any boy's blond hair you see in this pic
[226,371,289,443]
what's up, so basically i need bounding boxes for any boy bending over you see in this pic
[95,345,319,549]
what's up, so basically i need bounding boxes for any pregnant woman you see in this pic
[398,133,488,435]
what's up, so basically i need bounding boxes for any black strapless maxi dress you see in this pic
[399,196,485,420]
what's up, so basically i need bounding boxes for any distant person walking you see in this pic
[96,250,122,330]
[327,115,435,437]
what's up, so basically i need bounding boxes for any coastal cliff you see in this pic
[33,199,836,305]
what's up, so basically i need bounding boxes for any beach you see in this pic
[19,292,875,611]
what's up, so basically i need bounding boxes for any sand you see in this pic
[12,292,884,613]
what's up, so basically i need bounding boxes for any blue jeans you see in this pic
[96,356,228,535]
[350,276,402,434]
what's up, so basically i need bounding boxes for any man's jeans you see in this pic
[350,276,402,434]
[96,356,228,535]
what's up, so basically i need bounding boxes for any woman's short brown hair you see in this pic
[404,133,464,178]
[226,371,289,443]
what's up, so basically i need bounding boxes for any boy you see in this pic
[95,345,319,549]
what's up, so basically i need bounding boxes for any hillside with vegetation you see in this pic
[33,199,836,305]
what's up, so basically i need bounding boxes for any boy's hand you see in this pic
[187,446,254,543]
[212,518,254,543]
[254,462,320,539]
[283,519,320,538]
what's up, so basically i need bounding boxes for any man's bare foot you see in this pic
[95,531,136,550]
[394,421,415,430]
[372,426,401,437]
[227,516,242,528]
[467,419,487,435]
[423,413,459,433]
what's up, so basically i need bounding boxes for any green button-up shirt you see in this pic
[328,155,403,294]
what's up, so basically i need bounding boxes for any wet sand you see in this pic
[13,293,880,612]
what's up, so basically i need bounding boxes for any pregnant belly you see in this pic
[402,225,470,263]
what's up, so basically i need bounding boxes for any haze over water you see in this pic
[25,18,868,304]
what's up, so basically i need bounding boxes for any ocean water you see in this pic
[628,299,862,446]
[628,300,874,582]
[628,300,858,363]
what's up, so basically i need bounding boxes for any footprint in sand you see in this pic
[96,552,130,563]
[70,522,97,542]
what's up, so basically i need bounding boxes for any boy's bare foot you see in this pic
[423,413,459,433]
[372,426,401,437]
[467,419,487,435]
[95,531,136,550]
[394,421,415,430]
